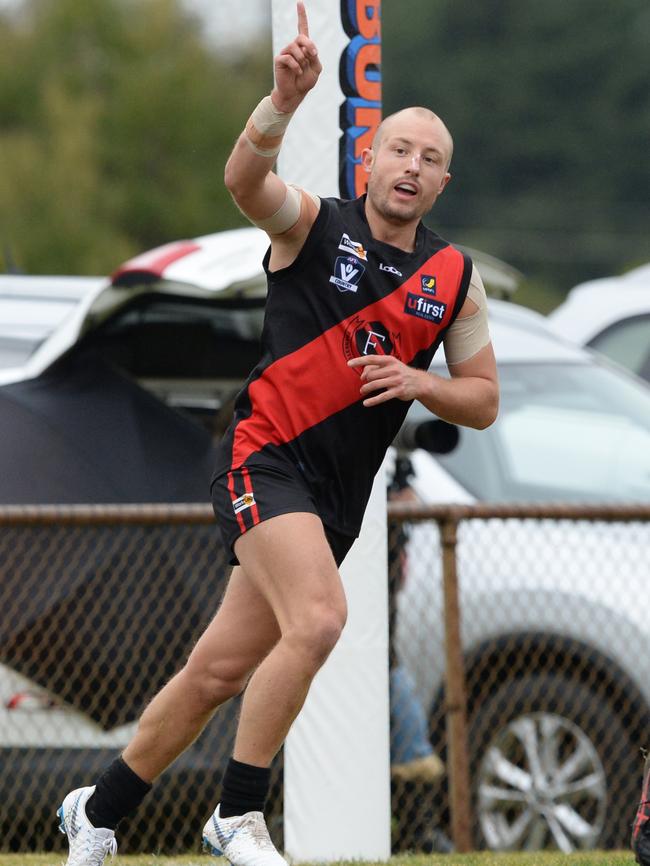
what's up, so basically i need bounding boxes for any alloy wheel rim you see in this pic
[477,711,607,851]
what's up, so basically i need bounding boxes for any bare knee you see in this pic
[286,603,347,672]
[181,655,251,710]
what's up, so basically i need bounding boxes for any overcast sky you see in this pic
[0,0,271,52]
[185,0,270,51]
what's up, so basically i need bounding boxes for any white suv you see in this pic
[548,263,650,383]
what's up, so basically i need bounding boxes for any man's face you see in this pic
[363,112,452,225]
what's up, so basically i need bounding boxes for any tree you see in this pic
[382,0,650,293]
[0,0,272,274]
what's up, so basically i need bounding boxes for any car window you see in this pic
[409,362,650,502]
[0,336,41,368]
[588,314,650,383]
[75,294,266,426]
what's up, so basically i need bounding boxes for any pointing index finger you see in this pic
[297,1,309,37]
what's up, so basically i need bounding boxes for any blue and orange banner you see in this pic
[339,0,382,199]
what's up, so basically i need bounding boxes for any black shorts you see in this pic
[211,462,356,567]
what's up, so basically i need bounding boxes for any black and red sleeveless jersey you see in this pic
[212,194,472,536]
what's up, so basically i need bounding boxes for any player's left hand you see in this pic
[348,355,425,407]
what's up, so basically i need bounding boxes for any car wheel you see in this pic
[469,673,638,852]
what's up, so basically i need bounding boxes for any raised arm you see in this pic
[224,2,322,267]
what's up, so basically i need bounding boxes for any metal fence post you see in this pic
[440,515,473,852]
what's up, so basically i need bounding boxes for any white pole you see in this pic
[271,1,390,860]
[283,469,391,861]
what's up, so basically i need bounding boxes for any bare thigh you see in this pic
[185,564,281,683]
[233,512,348,635]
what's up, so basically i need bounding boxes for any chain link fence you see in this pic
[1,503,649,855]
[390,501,650,855]
[0,505,281,855]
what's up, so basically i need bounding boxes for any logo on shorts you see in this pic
[330,256,365,293]
[232,493,256,514]
[404,293,447,323]
[338,232,367,261]
[420,275,437,295]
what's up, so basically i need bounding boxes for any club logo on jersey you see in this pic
[404,293,447,323]
[330,256,365,293]
[343,316,401,366]
[338,232,368,262]
[420,275,437,295]
[379,263,403,277]
[232,492,256,514]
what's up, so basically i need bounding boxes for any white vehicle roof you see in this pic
[0,228,582,386]
[450,297,586,365]
[0,275,106,342]
[548,262,650,344]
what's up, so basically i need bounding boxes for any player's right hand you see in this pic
[272,1,322,113]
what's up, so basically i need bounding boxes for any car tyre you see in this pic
[469,672,638,851]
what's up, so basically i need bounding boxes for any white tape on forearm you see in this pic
[245,95,295,158]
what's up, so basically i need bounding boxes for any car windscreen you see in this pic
[410,362,650,502]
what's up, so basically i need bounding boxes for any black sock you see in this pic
[219,758,271,818]
[85,757,152,830]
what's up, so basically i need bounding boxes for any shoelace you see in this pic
[69,832,117,866]
[248,815,276,851]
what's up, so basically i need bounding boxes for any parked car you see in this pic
[1,231,649,855]
[548,263,650,383]
[397,303,650,852]
[0,275,107,371]
[0,233,271,853]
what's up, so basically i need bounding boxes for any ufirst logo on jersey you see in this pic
[404,292,447,324]
[330,255,366,292]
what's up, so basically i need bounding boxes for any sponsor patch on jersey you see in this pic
[404,293,447,323]
[330,256,365,293]
[232,492,256,514]
[379,263,403,276]
[338,232,368,261]
[420,275,437,295]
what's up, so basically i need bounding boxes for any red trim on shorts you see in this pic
[227,470,247,534]
[241,466,261,525]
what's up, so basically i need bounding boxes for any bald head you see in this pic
[373,107,454,169]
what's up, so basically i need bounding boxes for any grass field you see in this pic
[0,853,635,866]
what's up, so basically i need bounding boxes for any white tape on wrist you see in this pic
[245,95,295,158]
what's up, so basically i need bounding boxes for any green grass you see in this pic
[0,853,635,866]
